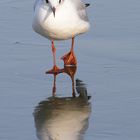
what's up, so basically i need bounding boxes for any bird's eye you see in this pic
[59,0,61,3]
[46,0,49,3]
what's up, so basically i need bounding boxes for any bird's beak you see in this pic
[52,7,56,17]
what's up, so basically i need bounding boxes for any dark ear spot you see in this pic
[46,0,49,3]
[59,0,61,3]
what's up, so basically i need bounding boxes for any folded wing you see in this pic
[72,0,90,21]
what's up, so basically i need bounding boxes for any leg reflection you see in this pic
[51,66,77,97]
[63,66,77,97]
[34,67,91,140]
[52,74,56,97]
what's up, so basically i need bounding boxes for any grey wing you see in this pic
[34,0,39,11]
[73,0,89,21]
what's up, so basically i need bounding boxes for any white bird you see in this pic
[32,0,90,74]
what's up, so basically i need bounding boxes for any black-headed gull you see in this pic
[32,0,90,74]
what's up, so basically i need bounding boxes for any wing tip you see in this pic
[85,3,90,7]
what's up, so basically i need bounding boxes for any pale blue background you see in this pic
[0,0,140,139]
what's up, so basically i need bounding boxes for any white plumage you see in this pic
[32,0,90,40]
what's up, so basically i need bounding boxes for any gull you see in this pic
[32,0,90,74]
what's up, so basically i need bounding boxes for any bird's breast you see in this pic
[33,3,89,40]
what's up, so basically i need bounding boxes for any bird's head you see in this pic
[45,0,64,17]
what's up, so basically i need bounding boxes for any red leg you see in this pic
[46,41,62,74]
[61,37,77,66]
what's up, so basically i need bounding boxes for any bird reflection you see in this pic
[34,66,91,140]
